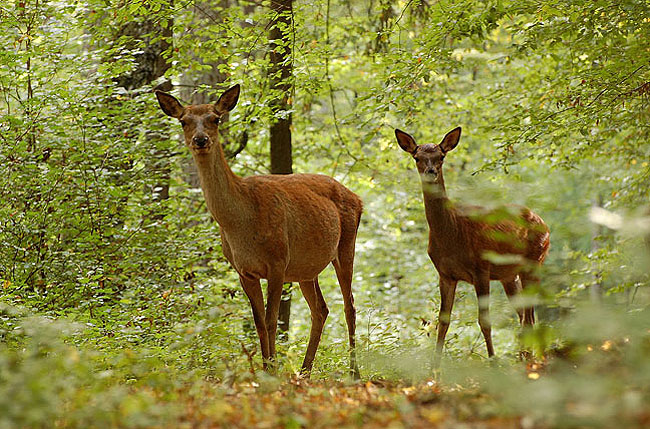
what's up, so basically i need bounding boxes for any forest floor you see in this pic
[165,378,521,429]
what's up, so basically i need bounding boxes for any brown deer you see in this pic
[395,127,550,363]
[156,85,363,377]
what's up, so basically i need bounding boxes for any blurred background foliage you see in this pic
[1,0,649,427]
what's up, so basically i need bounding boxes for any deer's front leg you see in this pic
[434,274,458,367]
[264,271,285,364]
[240,276,270,369]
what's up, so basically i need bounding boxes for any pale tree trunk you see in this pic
[180,0,250,188]
[113,16,173,214]
[180,0,231,189]
[590,194,603,304]
[373,0,394,53]
[269,0,294,340]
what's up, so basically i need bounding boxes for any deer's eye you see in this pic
[214,117,221,125]
[179,119,187,126]
[413,156,419,162]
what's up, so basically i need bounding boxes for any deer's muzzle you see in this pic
[193,135,209,148]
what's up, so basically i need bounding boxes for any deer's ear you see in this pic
[215,84,240,114]
[155,91,184,118]
[440,127,461,153]
[395,129,417,154]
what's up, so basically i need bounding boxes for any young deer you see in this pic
[396,127,550,362]
[156,85,363,377]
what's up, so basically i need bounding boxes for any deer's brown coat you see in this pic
[396,127,549,361]
[156,85,362,376]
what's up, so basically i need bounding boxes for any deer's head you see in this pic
[395,127,461,184]
[155,84,240,154]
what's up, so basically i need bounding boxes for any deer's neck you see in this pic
[192,143,248,229]
[421,174,456,231]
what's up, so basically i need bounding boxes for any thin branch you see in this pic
[390,0,415,31]
[325,0,359,176]
[587,64,646,107]
[225,130,248,159]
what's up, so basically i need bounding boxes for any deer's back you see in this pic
[242,173,362,218]
[222,173,362,282]
[428,203,549,282]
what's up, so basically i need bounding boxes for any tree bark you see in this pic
[590,194,603,304]
[180,0,231,190]
[269,0,293,175]
[269,0,294,339]
[113,14,173,215]
[370,0,394,54]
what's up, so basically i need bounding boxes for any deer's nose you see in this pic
[425,167,437,175]
[193,135,208,147]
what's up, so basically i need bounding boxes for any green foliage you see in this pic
[1,0,649,426]
[444,305,650,427]
[0,304,176,428]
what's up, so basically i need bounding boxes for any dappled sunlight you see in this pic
[2,0,649,427]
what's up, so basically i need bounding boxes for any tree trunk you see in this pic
[269,0,294,339]
[180,0,231,190]
[590,194,603,304]
[373,0,394,53]
[113,15,173,216]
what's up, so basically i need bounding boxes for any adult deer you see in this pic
[156,85,363,377]
[395,127,550,363]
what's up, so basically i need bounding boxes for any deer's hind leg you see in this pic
[332,215,361,378]
[474,271,495,358]
[503,276,532,360]
[502,277,524,325]
[299,278,329,376]
[520,272,538,328]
